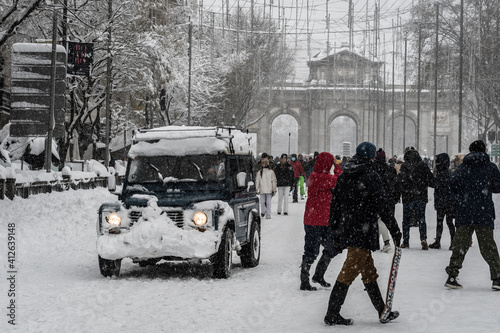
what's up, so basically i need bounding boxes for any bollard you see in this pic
[5,178,16,200]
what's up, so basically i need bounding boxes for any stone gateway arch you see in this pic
[248,49,458,160]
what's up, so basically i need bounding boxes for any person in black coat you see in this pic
[397,148,434,249]
[324,142,402,326]
[445,140,500,290]
[373,148,400,253]
[274,154,294,215]
[428,153,456,250]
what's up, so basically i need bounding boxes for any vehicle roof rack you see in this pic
[132,126,238,154]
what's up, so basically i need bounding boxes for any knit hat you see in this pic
[280,153,288,159]
[469,140,486,153]
[375,148,386,161]
[356,142,377,159]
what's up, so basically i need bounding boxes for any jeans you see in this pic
[402,201,427,244]
[303,225,338,264]
[435,208,456,241]
[292,177,300,202]
[260,193,272,218]
[277,186,290,214]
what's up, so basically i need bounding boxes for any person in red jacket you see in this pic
[290,153,306,203]
[300,152,343,291]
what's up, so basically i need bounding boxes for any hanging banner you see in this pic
[67,42,93,76]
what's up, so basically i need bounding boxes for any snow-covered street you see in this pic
[1,188,499,332]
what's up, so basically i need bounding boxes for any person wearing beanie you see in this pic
[397,147,434,250]
[325,142,402,326]
[300,152,342,291]
[373,148,400,253]
[356,141,377,159]
[444,140,500,290]
[290,153,306,203]
[274,154,294,215]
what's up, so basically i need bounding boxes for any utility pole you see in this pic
[434,3,439,162]
[104,0,112,169]
[348,0,353,51]
[45,0,59,172]
[417,25,422,151]
[403,37,407,151]
[188,20,193,125]
[458,0,464,152]
[391,21,395,157]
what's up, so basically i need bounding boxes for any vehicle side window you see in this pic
[229,156,257,196]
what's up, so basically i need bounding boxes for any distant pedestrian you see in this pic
[275,154,294,215]
[298,154,307,199]
[300,152,342,291]
[398,148,434,250]
[428,153,456,250]
[325,142,401,326]
[255,156,277,220]
[290,153,305,203]
[373,148,399,253]
[444,140,500,290]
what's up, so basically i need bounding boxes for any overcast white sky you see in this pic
[202,0,414,80]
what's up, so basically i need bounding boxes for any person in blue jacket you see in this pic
[444,140,500,290]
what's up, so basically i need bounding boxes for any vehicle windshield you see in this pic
[127,154,226,183]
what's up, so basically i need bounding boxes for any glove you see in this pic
[272,191,276,196]
[392,231,402,248]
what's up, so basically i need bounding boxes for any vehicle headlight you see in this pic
[106,213,122,226]
[193,212,208,226]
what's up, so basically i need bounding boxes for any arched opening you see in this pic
[271,114,299,157]
[392,116,416,157]
[330,116,357,156]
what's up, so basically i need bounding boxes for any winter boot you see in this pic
[429,238,441,249]
[421,239,429,250]
[364,281,399,324]
[312,254,332,288]
[324,281,354,326]
[300,258,317,291]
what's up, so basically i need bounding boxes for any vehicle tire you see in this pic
[240,220,261,268]
[211,227,233,279]
[98,255,122,277]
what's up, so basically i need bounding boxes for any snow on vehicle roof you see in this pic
[128,126,254,158]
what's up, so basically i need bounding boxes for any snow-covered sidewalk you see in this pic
[1,188,499,332]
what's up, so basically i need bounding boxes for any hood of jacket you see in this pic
[341,154,371,176]
[435,153,450,171]
[313,152,334,173]
[463,151,490,166]
[403,149,421,164]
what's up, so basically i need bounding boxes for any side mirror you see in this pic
[236,172,247,188]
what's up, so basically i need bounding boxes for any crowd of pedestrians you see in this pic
[256,138,500,326]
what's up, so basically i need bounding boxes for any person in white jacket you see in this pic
[256,157,277,219]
